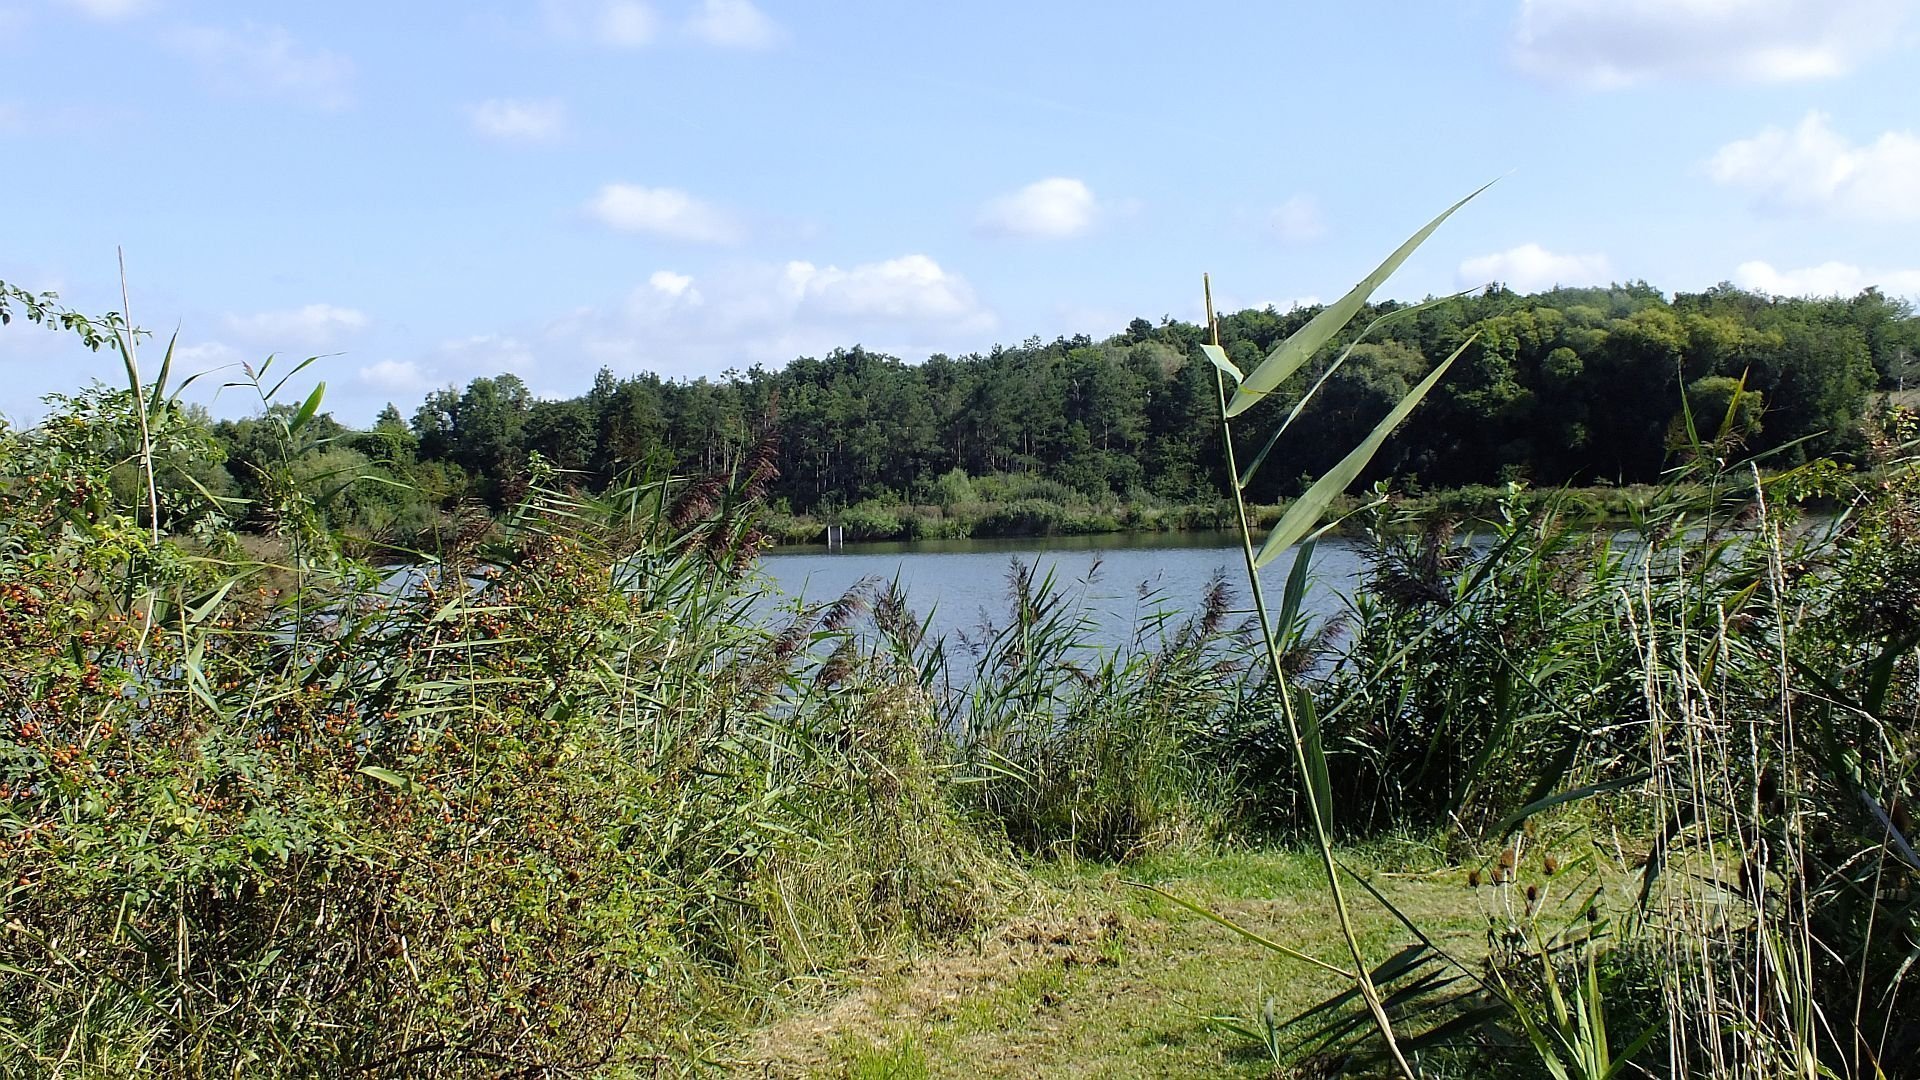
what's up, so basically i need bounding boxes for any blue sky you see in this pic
[3,0,1918,423]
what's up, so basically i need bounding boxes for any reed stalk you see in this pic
[1206,274,1416,1077]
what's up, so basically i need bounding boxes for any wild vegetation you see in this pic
[2,216,1917,1079]
[10,273,1914,548]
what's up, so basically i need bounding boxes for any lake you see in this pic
[757,530,1371,652]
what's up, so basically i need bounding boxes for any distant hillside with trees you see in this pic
[183,282,1916,542]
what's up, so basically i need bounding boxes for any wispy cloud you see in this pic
[535,253,996,385]
[685,0,781,48]
[543,0,660,47]
[1512,0,1909,87]
[358,359,434,394]
[1735,259,1920,299]
[977,177,1100,239]
[646,269,702,303]
[223,304,369,346]
[60,0,149,21]
[585,184,745,244]
[1709,112,1920,222]
[468,98,567,142]
[784,255,987,322]
[1459,243,1611,291]
[1267,195,1327,244]
[167,22,355,110]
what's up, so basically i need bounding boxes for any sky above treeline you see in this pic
[3,0,1919,423]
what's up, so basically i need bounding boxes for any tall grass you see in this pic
[1214,394,1920,1074]
[951,559,1255,859]
[0,339,1005,1074]
[5,250,1915,1077]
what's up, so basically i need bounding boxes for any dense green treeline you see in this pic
[11,279,1915,543]
[260,283,1913,535]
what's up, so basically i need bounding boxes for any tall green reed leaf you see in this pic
[1196,186,1488,1077]
[1252,333,1474,568]
[1224,179,1493,418]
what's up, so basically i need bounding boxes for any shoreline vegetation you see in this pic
[12,277,1917,559]
[3,238,1918,1079]
[761,481,1684,546]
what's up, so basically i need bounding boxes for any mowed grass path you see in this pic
[734,849,1539,1079]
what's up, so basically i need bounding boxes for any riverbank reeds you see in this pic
[1174,186,1918,1077]
[4,269,1915,1077]
[0,352,1007,1074]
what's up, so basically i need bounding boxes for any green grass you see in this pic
[743,847,1548,1078]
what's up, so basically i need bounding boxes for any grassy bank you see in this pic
[742,843,1626,1078]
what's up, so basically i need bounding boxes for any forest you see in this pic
[129,280,1919,546]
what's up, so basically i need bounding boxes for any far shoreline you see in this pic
[758,481,1692,548]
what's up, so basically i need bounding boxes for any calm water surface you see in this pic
[759,531,1369,650]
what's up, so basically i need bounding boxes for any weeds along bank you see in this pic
[1224,448,1920,1076]
[1,288,1916,1077]
[0,382,1006,1074]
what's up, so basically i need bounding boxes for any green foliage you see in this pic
[1250,455,1920,1075]
[7,275,1918,540]
[954,562,1252,859]
[930,466,976,507]
[0,366,1005,1074]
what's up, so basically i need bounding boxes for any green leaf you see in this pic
[1252,334,1473,568]
[289,381,326,434]
[1200,343,1243,386]
[358,766,410,790]
[1124,881,1354,978]
[264,354,318,400]
[1237,292,1470,488]
[148,331,176,416]
[1276,539,1316,654]
[1226,179,1493,418]
[1298,689,1334,837]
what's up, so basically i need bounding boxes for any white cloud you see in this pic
[223,304,369,345]
[646,269,701,302]
[544,0,658,47]
[978,177,1100,239]
[1459,244,1612,291]
[600,0,658,45]
[686,0,780,48]
[538,253,996,382]
[1709,112,1920,222]
[1512,0,1908,87]
[426,334,540,388]
[167,23,354,110]
[1734,259,1920,299]
[358,359,433,394]
[468,98,567,142]
[1268,195,1326,244]
[784,255,986,323]
[173,341,244,369]
[61,0,148,21]
[585,184,744,244]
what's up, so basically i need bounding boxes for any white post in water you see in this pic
[826,525,843,549]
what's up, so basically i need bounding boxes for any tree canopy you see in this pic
[176,281,1913,537]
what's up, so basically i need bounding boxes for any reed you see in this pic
[0,322,1006,1074]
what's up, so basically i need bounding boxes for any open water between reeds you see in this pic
[759,530,1369,654]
